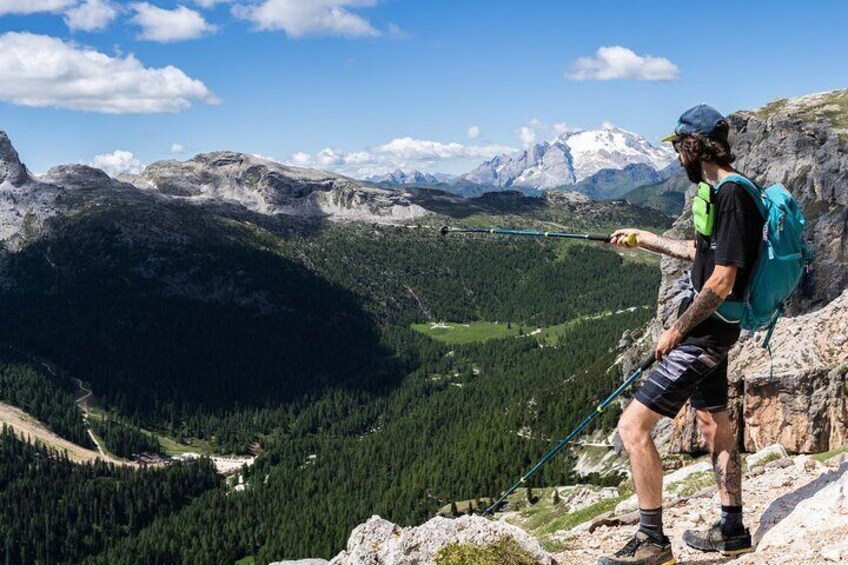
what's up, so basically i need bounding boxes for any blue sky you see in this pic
[1,0,846,177]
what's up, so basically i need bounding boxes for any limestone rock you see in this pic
[755,462,848,559]
[327,515,554,565]
[0,131,29,186]
[140,152,429,223]
[747,444,790,468]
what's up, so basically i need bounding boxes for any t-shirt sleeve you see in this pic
[713,183,756,268]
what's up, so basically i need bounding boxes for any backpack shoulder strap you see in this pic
[715,173,769,218]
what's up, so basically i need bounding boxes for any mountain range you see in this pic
[368,125,681,201]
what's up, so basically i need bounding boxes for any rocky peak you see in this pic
[0,131,30,186]
[39,164,123,191]
[461,125,675,191]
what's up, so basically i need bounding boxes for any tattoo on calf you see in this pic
[673,287,724,336]
[712,450,743,506]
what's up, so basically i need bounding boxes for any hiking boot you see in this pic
[597,531,676,565]
[682,522,752,556]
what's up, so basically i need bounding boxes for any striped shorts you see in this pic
[634,341,731,418]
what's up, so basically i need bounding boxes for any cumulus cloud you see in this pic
[0,32,217,113]
[91,150,144,176]
[467,125,480,140]
[193,0,230,7]
[387,23,407,39]
[289,137,516,178]
[131,2,217,42]
[552,122,582,136]
[567,46,679,81]
[290,151,312,165]
[0,0,77,14]
[234,0,381,38]
[517,125,536,146]
[64,0,119,31]
[170,142,185,154]
[517,118,584,146]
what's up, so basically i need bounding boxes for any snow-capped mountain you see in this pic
[366,169,456,187]
[462,124,676,191]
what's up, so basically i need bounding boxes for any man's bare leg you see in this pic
[618,399,664,537]
[682,409,751,555]
[695,409,742,506]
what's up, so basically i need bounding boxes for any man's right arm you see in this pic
[610,229,695,261]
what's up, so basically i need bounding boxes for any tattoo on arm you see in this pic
[673,287,724,336]
[641,234,695,261]
[712,450,743,506]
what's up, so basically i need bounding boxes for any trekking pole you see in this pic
[481,353,656,516]
[439,225,637,246]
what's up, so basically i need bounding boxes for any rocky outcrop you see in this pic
[135,152,429,222]
[0,131,29,187]
[730,91,848,307]
[735,289,848,453]
[752,458,848,563]
[325,515,553,565]
[617,90,848,456]
[0,132,64,247]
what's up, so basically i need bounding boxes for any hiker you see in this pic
[600,105,763,565]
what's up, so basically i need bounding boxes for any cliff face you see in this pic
[621,89,848,455]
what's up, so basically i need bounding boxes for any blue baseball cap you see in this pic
[662,104,727,143]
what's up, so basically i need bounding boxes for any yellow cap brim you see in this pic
[661,133,679,143]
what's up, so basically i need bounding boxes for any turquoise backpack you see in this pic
[711,174,812,348]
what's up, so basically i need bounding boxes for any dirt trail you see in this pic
[0,401,133,466]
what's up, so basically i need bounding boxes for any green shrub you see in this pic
[435,537,538,565]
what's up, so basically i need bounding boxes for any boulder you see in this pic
[327,515,554,565]
[746,444,789,468]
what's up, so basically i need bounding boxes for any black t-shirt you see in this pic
[685,180,765,347]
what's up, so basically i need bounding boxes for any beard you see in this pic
[684,158,703,183]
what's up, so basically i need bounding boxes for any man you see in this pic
[597,105,763,565]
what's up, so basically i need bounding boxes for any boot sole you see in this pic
[720,547,753,557]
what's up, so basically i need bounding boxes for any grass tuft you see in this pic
[434,537,538,565]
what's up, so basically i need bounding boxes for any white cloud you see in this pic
[567,46,679,81]
[289,137,517,177]
[0,0,77,15]
[193,0,230,7]
[234,0,380,38]
[0,32,217,113]
[64,0,119,31]
[517,118,585,146]
[467,125,480,140]
[131,3,217,42]
[170,142,185,154]
[387,23,407,39]
[91,150,144,176]
[290,151,311,165]
[552,122,582,136]
[517,125,536,146]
